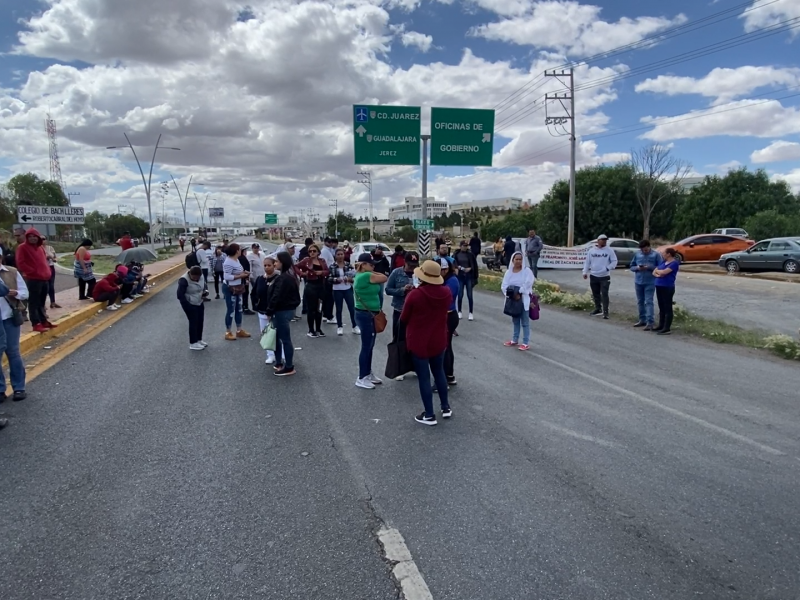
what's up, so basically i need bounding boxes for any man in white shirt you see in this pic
[582,234,618,319]
[197,242,213,298]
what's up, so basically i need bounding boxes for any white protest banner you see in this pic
[537,244,590,269]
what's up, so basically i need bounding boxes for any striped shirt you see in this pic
[223,256,244,286]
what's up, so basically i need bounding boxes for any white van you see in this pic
[712,228,749,239]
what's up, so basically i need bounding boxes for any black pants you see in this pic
[78,278,96,300]
[589,275,611,314]
[444,310,459,379]
[48,266,56,304]
[213,272,222,296]
[241,281,250,310]
[304,281,324,333]
[656,286,675,332]
[322,281,334,320]
[182,303,205,344]
[201,268,209,291]
[26,279,49,325]
[95,291,118,307]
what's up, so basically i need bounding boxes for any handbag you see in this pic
[384,340,413,379]
[503,295,524,317]
[229,283,245,296]
[11,307,24,326]
[260,323,277,350]
[529,293,540,321]
[354,285,387,334]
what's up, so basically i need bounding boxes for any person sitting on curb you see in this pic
[92,270,123,311]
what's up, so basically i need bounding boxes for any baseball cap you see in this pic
[597,234,609,240]
[405,251,420,263]
[357,252,374,264]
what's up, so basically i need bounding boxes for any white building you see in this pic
[681,176,705,192]
[388,196,448,224]
[449,197,523,214]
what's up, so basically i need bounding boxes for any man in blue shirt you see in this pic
[629,240,662,330]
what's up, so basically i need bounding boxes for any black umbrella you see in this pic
[115,248,158,264]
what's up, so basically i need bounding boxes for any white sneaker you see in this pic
[369,373,383,385]
[265,355,275,365]
[122,298,134,304]
[468,313,474,321]
[337,327,343,336]
[355,377,375,389]
[458,312,463,319]
[353,326,361,335]
[198,340,208,347]
[189,342,204,351]
[113,303,122,309]
[106,305,119,311]
[133,294,144,299]
[394,375,405,381]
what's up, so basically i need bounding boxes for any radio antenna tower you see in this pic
[45,113,65,192]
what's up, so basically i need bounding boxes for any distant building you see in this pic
[681,176,705,192]
[449,197,523,214]
[356,220,393,235]
[389,196,448,224]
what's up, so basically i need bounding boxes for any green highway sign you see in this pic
[413,219,434,232]
[264,213,278,224]
[430,107,495,167]
[353,105,421,165]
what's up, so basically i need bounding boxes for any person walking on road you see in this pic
[196,241,211,295]
[385,251,419,341]
[254,256,281,365]
[0,255,29,402]
[237,249,255,315]
[222,243,251,341]
[41,236,60,309]
[582,234,618,319]
[330,248,358,336]
[501,251,535,351]
[117,232,134,251]
[266,251,301,377]
[524,229,543,277]
[630,240,661,331]
[653,248,680,336]
[248,243,266,308]
[15,227,55,332]
[353,253,387,389]
[441,257,460,387]
[212,246,224,299]
[74,239,95,301]
[295,244,330,338]
[179,235,186,252]
[177,266,208,351]
[401,260,452,426]
[469,232,482,259]
[453,240,479,321]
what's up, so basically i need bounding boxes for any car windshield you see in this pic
[674,236,700,245]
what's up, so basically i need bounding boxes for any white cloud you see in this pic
[640,99,800,142]
[400,31,434,52]
[635,66,800,106]
[1,0,631,221]
[741,0,800,35]
[751,140,800,163]
[470,0,686,57]
[771,169,800,193]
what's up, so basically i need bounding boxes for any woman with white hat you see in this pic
[400,260,452,426]
[500,251,535,351]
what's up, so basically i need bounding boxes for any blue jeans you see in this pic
[355,309,376,379]
[334,288,356,327]
[527,254,539,277]
[512,310,530,345]
[0,318,24,393]
[457,274,474,312]
[223,284,243,330]
[272,310,295,369]
[411,352,449,418]
[635,283,655,325]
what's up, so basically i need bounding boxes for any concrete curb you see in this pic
[18,261,186,356]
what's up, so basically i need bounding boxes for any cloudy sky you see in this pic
[1,0,798,225]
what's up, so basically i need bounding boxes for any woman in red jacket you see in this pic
[14,227,54,332]
[92,271,123,311]
[400,260,452,426]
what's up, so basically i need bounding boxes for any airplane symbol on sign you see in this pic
[355,108,368,122]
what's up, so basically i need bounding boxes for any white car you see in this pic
[350,242,393,258]
[712,228,749,239]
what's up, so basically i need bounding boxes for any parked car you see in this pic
[718,237,800,273]
[350,242,393,258]
[712,228,749,239]
[657,235,754,263]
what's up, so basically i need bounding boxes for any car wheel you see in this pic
[784,259,798,274]
[675,253,684,263]
[725,260,740,273]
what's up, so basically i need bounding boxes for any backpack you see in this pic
[185,250,199,268]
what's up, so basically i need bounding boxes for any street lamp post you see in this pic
[107,133,180,253]
[329,198,338,238]
[357,171,373,241]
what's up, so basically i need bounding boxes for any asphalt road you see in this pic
[538,267,800,336]
[2,250,800,598]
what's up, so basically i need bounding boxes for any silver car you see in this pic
[718,237,800,273]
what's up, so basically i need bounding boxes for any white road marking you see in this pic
[378,528,434,600]
[540,420,623,449]
[532,353,785,457]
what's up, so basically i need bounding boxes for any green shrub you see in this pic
[763,335,800,360]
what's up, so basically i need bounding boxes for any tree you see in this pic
[326,211,358,237]
[744,210,800,241]
[629,145,691,240]
[672,168,799,239]
[5,173,68,207]
[396,218,412,227]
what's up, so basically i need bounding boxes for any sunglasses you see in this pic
[309,250,319,254]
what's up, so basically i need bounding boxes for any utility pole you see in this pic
[545,68,576,246]
[169,174,199,235]
[107,133,180,254]
[329,198,338,237]
[357,171,374,241]
[418,134,432,257]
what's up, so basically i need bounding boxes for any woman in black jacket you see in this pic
[266,252,301,377]
[238,251,255,314]
[254,256,280,365]
[452,240,480,320]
